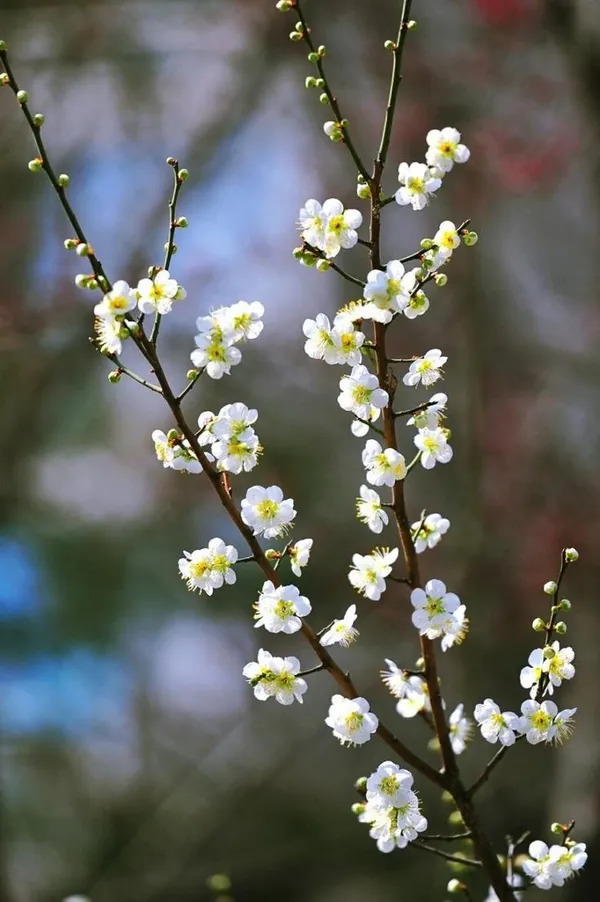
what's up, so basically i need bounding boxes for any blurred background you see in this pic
[1,0,600,899]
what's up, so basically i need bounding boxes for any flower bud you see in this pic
[447,879,464,894]
[33,112,45,127]
[315,78,325,88]
[87,279,99,291]
[76,243,91,257]
[290,30,303,41]
[316,259,330,272]
[564,547,579,563]
[75,274,90,289]
[165,242,178,255]
[420,238,434,250]
[434,272,448,287]
[319,92,330,105]
[275,0,293,9]
[551,822,565,835]
[558,598,572,612]
[118,325,131,339]
[186,369,198,381]
[28,158,43,172]
[463,231,479,246]
[384,40,396,51]
[16,89,28,104]
[441,790,454,804]
[351,802,366,816]
[206,875,231,892]
[178,168,189,181]
[317,44,326,56]
[58,173,70,187]
[108,370,121,383]
[0,40,7,51]
[448,811,464,827]
[0,73,9,86]
[167,429,180,442]
[176,216,188,228]
[305,76,317,88]
[292,246,305,260]
[354,776,368,793]
[532,617,546,632]
[307,51,319,62]
[357,182,371,199]
[407,19,417,29]
[555,621,567,635]
[543,581,557,595]
[64,238,78,250]
[264,549,280,561]
[542,645,555,660]
[166,156,177,166]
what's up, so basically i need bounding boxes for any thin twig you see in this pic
[412,841,482,869]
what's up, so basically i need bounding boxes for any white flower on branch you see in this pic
[298,198,362,258]
[362,260,409,323]
[410,579,467,648]
[518,700,577,745]
[366,760,415,808]
[243,649,307,705]
[362,439,406,486]
[403,348,447,388]
[425,127,470,174]
[349,547,399,601]
[325,695,378,746]
[191,333,241,379]
[320,604,359,647]
[474,699,520,747]
[152,429,203,474]
[411,512,450,553]
[448,703,472,755]
[338,365,389,420]
[241,485,296,538]
[359,763,427,852]
[407,392,448,429]
[356,485,389,534]
[522,840,587,890]
[94,279,137,319]
[289,538,313,577]
[178,538,238,594]
[395,162,442,211]
[136,269,184,315]
[414,426,453,469]
[95,315,124,355]
[520,643,575,697]
[254,580,311,634]
[303,312,365,365]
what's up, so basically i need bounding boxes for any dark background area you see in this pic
[1,0,600,900]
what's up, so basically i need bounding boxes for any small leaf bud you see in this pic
[555,621,567,635]
[542,645,555,660]
[58,173,70,187]
[16,89,28,103]
[564,547,579,563]
[319,92,330,105]
[447,879,464,894]
[275,0,293,9]
[33,112,45,127]
[544,580,557,595]
[434,272,448,287]
[186,368,198,381]
[178,168,189,181]
[167,428,180,442]
[108,370,121,384]
[64,238,78,250]
[384,40,396,51]
[464,230,479,246]
[206,875,231,893]
[558,598,572,612]
[0,73,9,86]
[76,243,91,257]
[351,802,366,816]
[354,776,368,793]
[532,617,546,632]
[28,158,43,172]
[176,216,188,228]
[290,30,303,42]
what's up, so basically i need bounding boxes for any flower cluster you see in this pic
[178,538,238,595]
[325,695,378,746]
[523,839,587,890]
[243,649,307,705]
[298,198,362,258]
[197,402,261,474]
[303,312,364,366]
[152,428,204,474]
[410,579,467,651]
[520,642,575,698]
[191,301,264,379]
[474,697,576,747]
[349,547,399,601]
[395,127,470,211]
[358,762,428,852]
[254,580,311,634]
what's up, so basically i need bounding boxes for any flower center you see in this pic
[424,594,445,617]
[256,499,279,521]
[274,599,296,620]
[344,712,364,734]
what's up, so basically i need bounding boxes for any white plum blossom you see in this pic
[407,392,448,429]
[431,220,461,265]
[94,280,137,319]
[403,349,447,388]
[403,287,430,320]
[356,485,389,534]
[395,162,442,211]
[320,604,359,647]
[254,581,311,634]
[303,313,365,366]
[362,260,409,323]
[449,703,472,755]
[523,840,587,890]
[178,538,238,595]
[410,579,467,648]
[191,332,242,379]
[298,198,362,258]
[210,402,258,440]
[362,440,406,486]
[426,127,470,174]
[349,547,399,601]
[241,485,296,538]
[474,699,520,746]
[325,695,378,746]
[411,513,450,553]
[191,303,263,378]
[94,316,124,355]
[381,659,412,699]
[366,761,415,808]
[440,603,468,652]
[213,432,260,474]
[289,538,313,577]
[517,699,577,745]
[136,269,185,315]
[545,642,575,689]
[520,648,545,697]
[381,662,430,717]
[243,649,307,705]
[549,706,577,744]
[414,426,453,469]
[227,300,265,341]
[152,429,203,474]
[338,365,389,421]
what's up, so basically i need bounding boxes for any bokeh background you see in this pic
[1,0,600,900]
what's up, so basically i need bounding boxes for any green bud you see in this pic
[166,156,177,166]
[28,158,43,172]
[356,182,371,199]
[75,274,90,288]
[447,879,463,894]
[564,547,579,563]
[58,173,70,187]
[558,598,572,612]
[33,112,45,127]
[420,238,434,250]
[206,875,231,892]
[292,246,304,259]
[384,40,396,51]
[555,621,567,635]
[551,822,565,835]
[0,73,9,86]
[165,242,177,255]
[316,259,330,272]
[0,39,7,51]
[354,776,368,793]
[290,30,303,41]
[76,243,91,257]
[407,19,417,29]
[463,230,479,246]
[16,89,28,104]
[108,370,121,384]
[264,548,280,561]
[319,92,330,105]
[178,168,189,181]
[305,76,317,88]
[447,810,464,827]
[167,428,180,442]
[542,645,555,660]
[87,279,99,291]
[294,21,303,31]
[64,238,78,250]
[532,617,546,632]
[303,254,317,267]
[441,790,454,805]
[427,736,440,752]
[307,51,319,62]
[434,272,448,287]
[544,580,557,595]
[275,0,293,9]
[118,325,130,339]
[176,216,188,228]
[317,44,326,56]
[186,368,199,381]
[315,78,325,88]
[415,657,424,669]
[351,802,366,816]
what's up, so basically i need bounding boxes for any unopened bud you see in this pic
[87,279,99,291]
[532,617,546,632]
[407,19,417,29]
[447,879,463,894]
[264,548,280,561]
[166,156,177,166]
[290,30,303,41]
[315,78,325,88]
[317,44,326,56]
[292,246,304,260]
[64,238,78,250]
[555,621,567,635]
[420,238,434,250]
[448,811,464,827]
[16,89,28,104]
[186,369,198,380]
[305,76,317,88]
[28,158,43,172]
[176,216,188,228]
[351,802,366,816]
[354,776,368,793]
[558,598,571,612]
[441,790,454,804]
[434,272,448,287]
[58,173,70,187]
[307,51,319,62]
[33,112,45,127]
[0,73,9,86]
[357,182,371,199]
[551,822,565,835]
[167,428,180,442]
[74,274,90,289]
[206,875,231,892]
[165,242,177,255]
[178,168,189,181]
[316,259,330,272]
[384,40,396,51]
[544,581,557,595]
[542,645,555,660]
[0,40,7,51]
[319,92,330,105]
[464,230,479,246]
[76,243,91,257]
[276,0,293,9]
[108,370,121,383]
[564,547,579,563]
